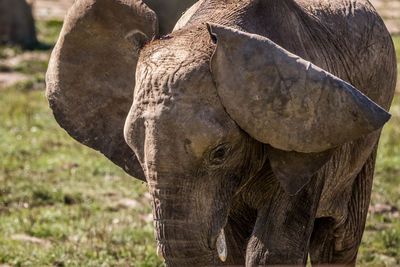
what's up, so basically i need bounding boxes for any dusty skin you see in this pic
[46,0,397,266]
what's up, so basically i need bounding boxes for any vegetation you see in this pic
[358,34,400,265]
[0,20,399,267]
[0,20,162,267]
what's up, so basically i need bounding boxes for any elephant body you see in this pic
[46,0,397,266]
[0,0,37,48]
[143,0,198,34]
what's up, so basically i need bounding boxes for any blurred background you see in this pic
[0,0,399,266]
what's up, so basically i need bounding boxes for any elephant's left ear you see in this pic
[46,0,158,181]
[207,23,390,194]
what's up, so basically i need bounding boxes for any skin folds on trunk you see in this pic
[149,171,262,267]
[149,180,215,265]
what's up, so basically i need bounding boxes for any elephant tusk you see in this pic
[216,228,227,262]
[157,245,164,260]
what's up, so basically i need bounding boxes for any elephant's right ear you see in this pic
[46,0,158,181]
[207,23,390,195]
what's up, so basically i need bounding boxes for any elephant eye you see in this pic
[209,144,230,165]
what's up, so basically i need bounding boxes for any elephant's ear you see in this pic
[207,23,390,194]
[46,0,158,181]
[266,147,334,195]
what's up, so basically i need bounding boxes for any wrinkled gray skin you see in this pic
[0,0,37,49]
[46,0,397,266]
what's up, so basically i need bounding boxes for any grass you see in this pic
[0,65,162,267]
[357,33,400,265]
[0,18,399,267]
[358,99,400,265]
[0,20,163,267]
[0,67,162,267]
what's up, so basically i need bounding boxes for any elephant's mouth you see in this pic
[157,228,228,262]
[157,241,215,265]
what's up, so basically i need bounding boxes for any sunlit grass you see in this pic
[0,82,162,267]
[0,19,163,267]
[357,34,400,266]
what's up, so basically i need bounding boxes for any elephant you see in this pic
[142,0,199,35]
[0,0,37,49]
[46,0,397,266]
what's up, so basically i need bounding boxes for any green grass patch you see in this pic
[0,91,160,266]
[0,86,162,267]
[357,34,400,266]
[36,20,64,49]
[358,95,400,265]
[0,46,23,59]
[12,59,48,75]
[0,19,163,267]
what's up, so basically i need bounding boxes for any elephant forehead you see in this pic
[139,100,235,158]
[134,50,210,103]
[133,30,215,102]
[128,34,239,158]
[149,47,191,64]
[127,89,240,160]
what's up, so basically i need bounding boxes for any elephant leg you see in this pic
[245,174,325,266]
[309,147,377,266]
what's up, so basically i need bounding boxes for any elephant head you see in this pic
[46,0,390,265]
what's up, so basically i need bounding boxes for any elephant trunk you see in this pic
[149,184,215,266]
